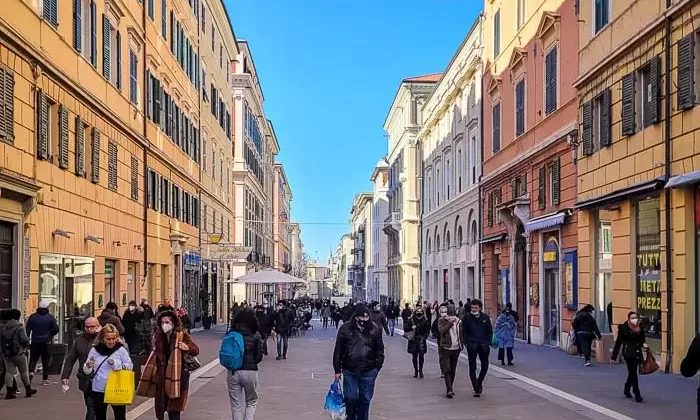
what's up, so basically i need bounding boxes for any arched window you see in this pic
[446,231,451,249]
[436,234,441,251]
[427,237,432,254]
[471,220,478,245]
[457,226,463,247]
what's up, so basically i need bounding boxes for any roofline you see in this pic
[423,13,483,107]
[370,163,388,181]
[266,119,280,154]
[274,163,292,200]
[219,0,240,57]
[237,40,265,102]
[382,78,440,130]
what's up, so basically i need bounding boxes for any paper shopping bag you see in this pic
[104,370,135,405]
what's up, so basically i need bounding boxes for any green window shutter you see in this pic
[621,72,636,136]
[552,156,561,206]
[58,105,69,169]
[91,129,100,184]
[487,192,494,227]
[538,165,546,210]
[677,35,696,111]
[37,90,49,160]
[581,101,593,156]
[108,141,117,191]
[75,117,85,176]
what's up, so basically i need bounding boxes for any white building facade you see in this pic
[419,17,484,304]
[369,160,389,303]
[349,194,373,301]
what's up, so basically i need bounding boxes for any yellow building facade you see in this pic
[0,0,237,342]
[575,0,699,372]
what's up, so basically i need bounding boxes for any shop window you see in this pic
[594,213,613,333]
[635,198,661,353]
[39,255,94,346]
[127,262,137,304]
[105,260,116,305]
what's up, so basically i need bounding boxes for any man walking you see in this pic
[273,301,293,360]
[385,300,400,337]
[1,309,36,398]
[369,301,389,336]
[254,300,273,356]
[333,303,384,420]
[26,300,59,386]
[462,299,492,397]
[61,317,101,420]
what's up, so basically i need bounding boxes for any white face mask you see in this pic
[263,304,268,308]
[471,310,480,316]
[374,306,381,312]
[439,311,448,318]
[161,323,173,333]
[129,306,136,311]
[630,318,639,325]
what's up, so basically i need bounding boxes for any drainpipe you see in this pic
[141,0,149,301]
[663,0,673,374]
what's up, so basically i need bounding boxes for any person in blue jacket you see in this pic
[26,300,59,385]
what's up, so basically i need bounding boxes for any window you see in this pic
[212,148,216,177]
[493,9,501,57]
[638,58,661,129]
[211,26,215,51]
[492,102,501,154]
[147,169,157,209]
[445,158,451,200]
[89,0,97,67]
[75,117,85,176]
[545,47,558,115]
[601,221,612,254]
[515,79,525,136]
[457,147,463,193]
[129,50,138,104]
[161,0,167,38]
[130,155,138,200]
[148,0,154,20]
[201,3,206,32]
[0,67,14,144]
[487,191,494,227]
[470,135,476,184]
[219,45,223,69]
[594,0,610,33]
[107,141,117,191]
[42,0,58,27]
[36,91,53,161]
[90,128,100,183]
[516,0,525,30]
[551,157,561,206]
[202,139,207,172]
[538,165,547,210]
[582,89,611,156]
[677,34,695,111]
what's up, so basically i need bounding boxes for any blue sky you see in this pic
[226,0,482,262]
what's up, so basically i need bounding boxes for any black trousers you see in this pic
[411,352,425,373]
[625,357,640,389]
[28,342,51,380]
[83,390,96,420]
[577,332,593,362]
[498,347,514,363]
[91,391,126,420]
[466,345,490,392]
[322,317,329,329]
[439,348,460,392]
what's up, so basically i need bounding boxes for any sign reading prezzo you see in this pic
[636,245,662,336]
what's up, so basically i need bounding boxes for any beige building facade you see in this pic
[419,18,483,305]
[273,163,292,272]
[383,75,440,306]
[350,193,373,301]
[369,160,389,303]
[0,0,239,337]
[330,233,352,296]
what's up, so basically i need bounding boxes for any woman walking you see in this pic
[320,303,331,330]
[437,304,462,398]
[611,311,646,403]
[494,308,516,366]
[138,310,200,420]
[0,309,35,398]
[405,306,429,379]
[227,308,263,419]
[572,304,601,366]
[83,324,133,420]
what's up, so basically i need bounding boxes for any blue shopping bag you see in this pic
[324,379,346,420]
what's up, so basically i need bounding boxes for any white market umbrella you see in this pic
[227,269,308,285]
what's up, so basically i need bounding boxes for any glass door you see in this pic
[544,270,559,346]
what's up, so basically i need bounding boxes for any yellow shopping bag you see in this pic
[104,370,135,405]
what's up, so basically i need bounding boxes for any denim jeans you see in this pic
[276,332,289,357]
[387,319,396,336]
[342,369,378,420]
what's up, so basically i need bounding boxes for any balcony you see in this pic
[383,211,402,234]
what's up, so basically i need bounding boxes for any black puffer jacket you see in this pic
[572,310,602,339]
[273,308,294,334]
[462,312,493,347]
[236,326,263,371]
[333,320,385,374]
[611,322,645,361]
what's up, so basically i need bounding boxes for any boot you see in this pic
[419,370,424,379]
[633,386,643,403]
[413,369,418,378]
[623,383,632,399]
[5,385,16,399]
[25,386,37,398]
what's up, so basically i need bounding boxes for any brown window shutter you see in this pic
[0,67,15,143]
[538,165,546,209]
[621,72,636,136]
[552,156,561,205]
[648,56,661,125]
[154,173,161,212]
[108,141,117,190]
[130,155,138,200]
[58,105,69,168]
[91,129,100,183]
[75,117,85,176]
[37,90,49,160]
[677,35,695,111]
[511,178,517,199]
[600,89,612,148]
[582,101,593,155]
[520,173,527,195]
[0,68,5,139]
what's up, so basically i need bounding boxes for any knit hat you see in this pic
[354,303,369,318]
[38,299,50,309]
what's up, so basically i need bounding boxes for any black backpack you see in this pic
[1,328,20,357]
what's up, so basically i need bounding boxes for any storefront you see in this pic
[541,235,560,346]
[182,250,201,326]
[201,260,218,323]
[38,254,94,346]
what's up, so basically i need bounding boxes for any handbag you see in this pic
[104,370,135,405]
[639,347,659,375]
[176,331,201,371]
[404,330,415,340]
[86,357,109,392]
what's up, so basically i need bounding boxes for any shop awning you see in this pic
[574,177,665,210]
[480,233,506,244]
[665,170,700,189]
[524,211,569,233]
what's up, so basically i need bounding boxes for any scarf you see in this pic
[164,331,183,399]
[94,342,123,356]
[627,320,641,333]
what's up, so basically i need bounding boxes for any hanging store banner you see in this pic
[210,246,253,261]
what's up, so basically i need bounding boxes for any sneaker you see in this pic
[41,380,51,386]
[473,391,481,398]
[446,391,454,399]
[584,361,591,367]
[276,356,282,361]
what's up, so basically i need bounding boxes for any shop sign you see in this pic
[208,234,223,244]
[22,235,30,300]
[542,236,559,270]
[210,246,253,261]
[530,282,539,307]
[636,244,661,336]
[564,250,578,309]
[184,251,201,268]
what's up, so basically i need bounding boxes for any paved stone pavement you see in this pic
[164,322,686,420]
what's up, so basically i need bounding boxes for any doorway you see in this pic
[443,269,449,302]
[0,221,14,310]
[544,270,560,345]
[514,224,527,337]
[453,267,461,302]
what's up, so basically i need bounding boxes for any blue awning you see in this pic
[525,210,570,233]
[666,170,700,189]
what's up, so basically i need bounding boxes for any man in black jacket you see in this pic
[681,334,700,420]
[385,300,400,337]
[254,300,273,356]
[369,301,389,336]
[333,303,384,420]
[572,304,602,366]
[61,317,101,420]
[462,299,492,397]
[26,300,59,386]
[273,301,294,360]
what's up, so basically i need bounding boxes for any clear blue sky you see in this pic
[226,0,482,262]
